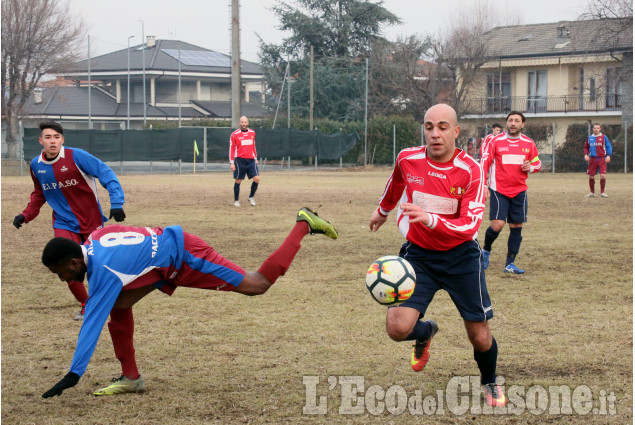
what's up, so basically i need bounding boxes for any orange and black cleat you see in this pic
[410,320,438,372]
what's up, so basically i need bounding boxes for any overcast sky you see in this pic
[69,0,592,62]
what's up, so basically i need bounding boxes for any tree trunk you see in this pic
[5,115,19,159]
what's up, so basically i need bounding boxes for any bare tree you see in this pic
[1,0,85,158]
[578,0,633,121]
[369,36,446,121]
[432,0,522,118]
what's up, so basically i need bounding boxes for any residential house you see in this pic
[20,37,267,130]
[460,18,632,155]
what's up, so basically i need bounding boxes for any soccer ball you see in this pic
[366,255,416,305]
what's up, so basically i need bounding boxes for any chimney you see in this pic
[34,89,43,104]
[557,25,570,38]
[146,35,156,47]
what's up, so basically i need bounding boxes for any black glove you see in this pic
[109,208,126,222]
[13,214,25,229]
[42,372,80,398]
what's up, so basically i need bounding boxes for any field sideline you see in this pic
[1,170,632,424]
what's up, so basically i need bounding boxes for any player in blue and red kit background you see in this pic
[39,208,338,398]
[13,121,126,320]
[584,123,612,198]
[229,116,260,207]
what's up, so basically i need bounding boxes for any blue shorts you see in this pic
[233,157,259,180]
[398,240,493,322]
[489,189,527,223]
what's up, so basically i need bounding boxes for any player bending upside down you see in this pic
[41,208,338,398]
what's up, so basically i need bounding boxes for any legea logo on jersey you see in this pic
[60,166,68,172]
[406,173,424,185]
[427,171,447,180]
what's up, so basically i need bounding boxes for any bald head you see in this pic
[422,103,460,163]
[424,104,458,127]
[239,116,249,131]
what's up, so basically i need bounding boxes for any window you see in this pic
[486,72,511,112]
[527,70,547,112]
[606,67,623,109]
[589,78,596,102]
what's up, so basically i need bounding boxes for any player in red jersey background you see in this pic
[480,112,541,274]
[229,116,260,207]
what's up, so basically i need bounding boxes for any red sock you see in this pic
[257,222,309,284]
[67,281,88,304]
[108,308,139,379]
[600,179,606,193]
[589,178,595,193]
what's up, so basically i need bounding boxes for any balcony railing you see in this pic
[464,94,623,116]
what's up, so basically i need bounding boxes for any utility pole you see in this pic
[231,0,241,128]
[309,45,314,131]
[88,35,92,129]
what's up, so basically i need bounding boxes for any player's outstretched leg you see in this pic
[296,207,339,239]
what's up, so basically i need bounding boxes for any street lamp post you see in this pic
[127,35,134,130]
[138,19,146,127]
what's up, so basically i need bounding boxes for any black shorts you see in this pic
[398,240,493,322]
[489,189,527,223]
[233,157,259,180]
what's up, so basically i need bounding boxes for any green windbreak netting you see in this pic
[23,127,358,162]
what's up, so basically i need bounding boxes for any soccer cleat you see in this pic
[410,320,439,372]
[482,383,507,407]
[601,193,608,198]
[482,250,491,270]
[94,375,145,396]
[296,207,338,239]
[234,200,241,207]
[248,197,256,206]
[503,263,524,274]
[585,192,595,197]
[74,305,85,321]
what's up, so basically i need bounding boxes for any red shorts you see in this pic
[587,156,607,176]
[53,228,91,244]
[124,232,246,295]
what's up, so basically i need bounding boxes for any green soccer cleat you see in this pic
[296,207,338,239]
[94,375,145,396]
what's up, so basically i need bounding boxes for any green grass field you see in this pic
[1,170,632,424]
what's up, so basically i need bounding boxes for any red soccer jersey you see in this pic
[229,128,257,162]
[481,133,541,198]
[480,132,505,163]
[378,146,486,251]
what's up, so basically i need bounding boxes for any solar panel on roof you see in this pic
[162,49,232,67]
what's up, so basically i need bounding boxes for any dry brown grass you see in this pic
[1,170,632,424]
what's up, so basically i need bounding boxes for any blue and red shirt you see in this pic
[22,146,124,234]
[584,133,612,157]
[68,225,244,377]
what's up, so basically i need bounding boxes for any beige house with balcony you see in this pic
[460,18,632,152]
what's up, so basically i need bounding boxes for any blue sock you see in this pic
[405,320,433,342]
[249,181,258,198]
[474,337,498,385]
[234,183,240,201]
[483,227,500,252]
[506,227,522,266]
